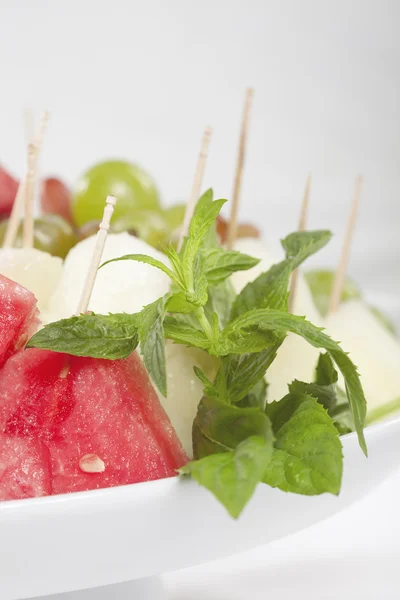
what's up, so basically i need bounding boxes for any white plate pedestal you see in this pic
[4,419,400,600]
[35,577,166,600]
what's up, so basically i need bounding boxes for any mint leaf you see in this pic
[180,436,271,518]
[330,394,355,435]
[281,230,332,267]
[181,190,227,292]
[289,379,338,413]
[290,353,341,413]
[202,248,260,286]
[27,313,139,359]
[217,347,279,404]
[237,379,268,409]
[163,315,211,350]
[305,269,361,317]
[163,245,185,288]
[192,396,274,459]
[100,253,178,286]
[315,352,339,386]
[165,292,196,314]
[220,308,367,454]
[264,393,343,495]
[188,252,208,306]
[138,298,167,396]
[193,366,216,395]
[231,230,331,318]
[205,279,236,329]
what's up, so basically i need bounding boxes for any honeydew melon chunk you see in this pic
[157,343,218,457]
[325,299,400,413]
[0,248,62,312]
[46,233,171,321]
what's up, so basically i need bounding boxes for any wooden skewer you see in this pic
[23,143,38,248]
[177,126,213,252]
[3,179,27,248]
[288,172,312,312]
[328,175,363,316]
[22,111,50,248]
[76,195,117,314]
[226,87,254,250]
[3,110,50,249]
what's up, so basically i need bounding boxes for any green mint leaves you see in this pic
[27,313,139,359]
[180,436,271,519]
[231,230,332,317]
[27,188,369,518]
[264,392,343,495]
[137,297,167,396]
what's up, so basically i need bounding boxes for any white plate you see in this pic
[1,415,400,600]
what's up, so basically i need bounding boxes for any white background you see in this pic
[1,1,399,598]
[0,0,399,294]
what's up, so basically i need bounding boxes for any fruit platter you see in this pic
[1,100,400,600]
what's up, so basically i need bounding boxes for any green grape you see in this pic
[164,204,186,230]
[111,209,171,249]
[72,160,160,227]
[0,215,78,259]
[305,269,361,317]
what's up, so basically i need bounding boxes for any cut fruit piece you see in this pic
[0,349,72,438]
[72,160,160,227]
[156,343,218,457]
[46,233,171,321]
[40,177,74,225]
[325,299,400,413]
[0,165,19,218]
[305,269,361,317]
[0,248,63,312]
[0,348,188,500]
[0,274,39,367]
[111,208,171,249]
[50,353,188,494]
[0,214,78,259]
[0,434,51,500]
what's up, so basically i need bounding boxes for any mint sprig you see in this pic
[27,188,369,518]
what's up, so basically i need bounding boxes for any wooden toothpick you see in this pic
[3,179,27,248]
[226,88,254,250]
[328,175,363,316]
[177,126,213,252]
[4,110,49,249]
[23,143,38,248]
[76,195,117,314]
[288,173,312,312]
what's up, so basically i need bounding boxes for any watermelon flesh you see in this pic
[0,348,188,500]
[0,435,51,501]
[0,274,39,367]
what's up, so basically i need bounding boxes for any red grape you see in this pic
[0,165,19,218]
[40,177,74,224]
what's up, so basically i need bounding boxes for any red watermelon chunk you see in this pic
[0,274,39,367]
[0,349,73,440]
[0,434,51,500]
[0,165,19,218]
[0,348,188,500]
[50,353,188,494]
